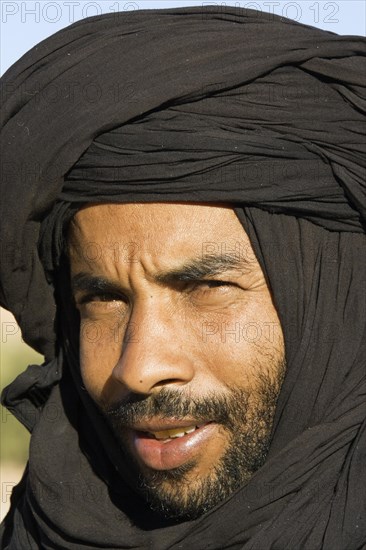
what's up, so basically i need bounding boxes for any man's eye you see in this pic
[91,293,120,302]
[76,293,126,306]
[200,280,227,288]
[192,280,234,294]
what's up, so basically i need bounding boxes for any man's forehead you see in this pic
[73,201,238,222]
[68,202,256,275]
[69,202,251,246]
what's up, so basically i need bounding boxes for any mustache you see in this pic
[102,387,250,429]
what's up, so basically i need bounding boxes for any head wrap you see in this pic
[1,6,365,549]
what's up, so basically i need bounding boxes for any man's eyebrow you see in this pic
[71,253,249,294]
[71,273,122,295]
[154,253,248,284]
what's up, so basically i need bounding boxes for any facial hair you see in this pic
[101,361,285,520]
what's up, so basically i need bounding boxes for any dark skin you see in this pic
[68,203,285,518]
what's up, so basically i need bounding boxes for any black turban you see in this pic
[1,6,365,549]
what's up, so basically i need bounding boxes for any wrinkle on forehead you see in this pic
[69,202,250,250]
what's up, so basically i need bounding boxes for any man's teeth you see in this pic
[149,425,202,440]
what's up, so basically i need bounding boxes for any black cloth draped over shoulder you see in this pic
[0,6,365,549]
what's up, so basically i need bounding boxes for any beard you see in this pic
[101,361,285,521]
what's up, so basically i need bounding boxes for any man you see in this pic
[1,6,365,549]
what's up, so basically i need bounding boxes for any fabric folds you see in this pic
[0,6,365,549]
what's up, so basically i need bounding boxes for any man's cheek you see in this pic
[79,312,130,347]
[79,319,123,396]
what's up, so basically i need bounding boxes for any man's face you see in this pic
[68,203,285,519]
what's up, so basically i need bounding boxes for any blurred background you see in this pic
[1,0,365,522]
[1,308,42,520]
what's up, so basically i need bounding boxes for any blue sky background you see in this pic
[1,1,365,75]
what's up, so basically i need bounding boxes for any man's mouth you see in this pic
[128,420,218,470]
[141,423,207,442]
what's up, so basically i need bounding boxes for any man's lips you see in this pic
[127,420,217,471]
[137,422,209,441]
[130,418,209,437]
[130,418,209,433]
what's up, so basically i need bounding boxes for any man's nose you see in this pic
[111,298,195,395]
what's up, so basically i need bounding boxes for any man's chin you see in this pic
[138,459,198,483]
[117,435,212,519]
[137,466,222,520]
[111,430,270,519]
[135,447,254,521]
